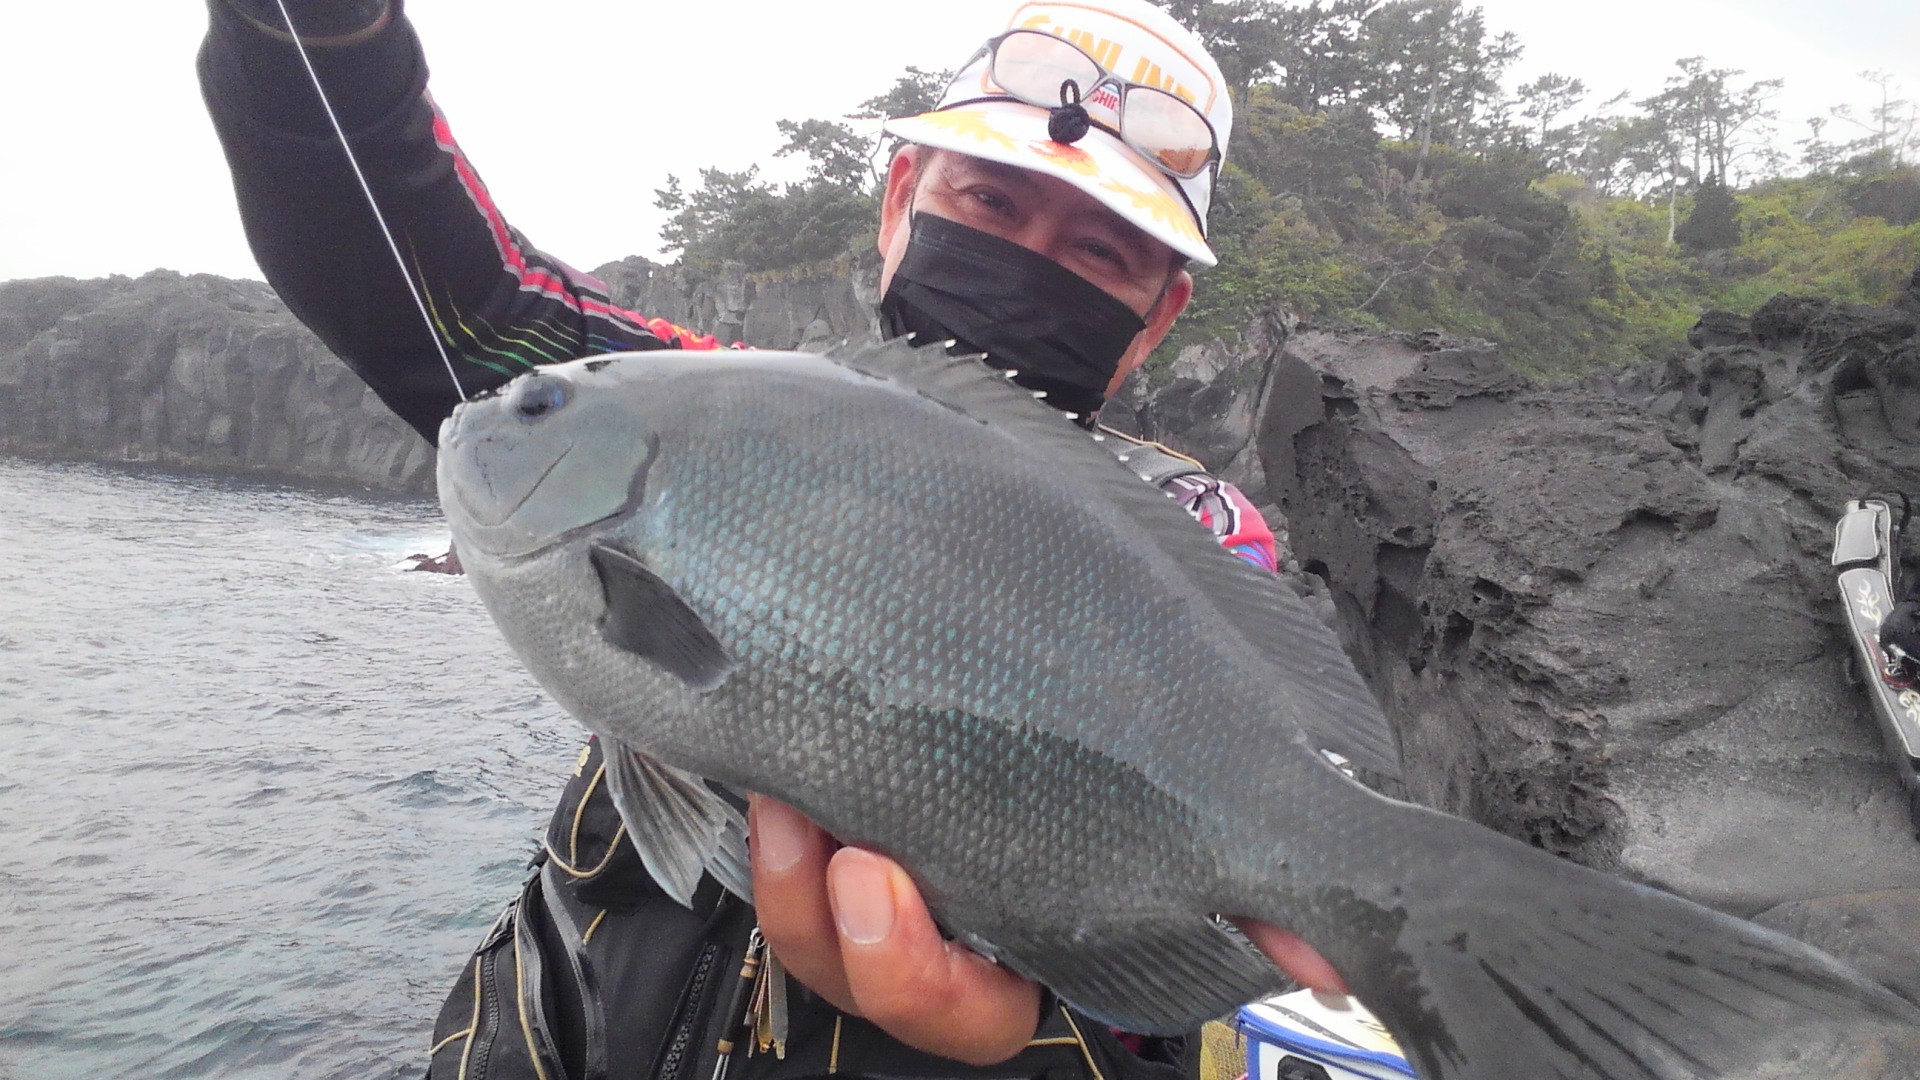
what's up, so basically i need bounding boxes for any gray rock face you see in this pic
[0,272,436,493]
[1120,290,1920,1001]
[590,255,880,351]
[0,259,878,494]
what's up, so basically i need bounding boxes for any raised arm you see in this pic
[198,0,719,441]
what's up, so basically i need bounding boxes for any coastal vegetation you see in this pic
[653,0,1920,373]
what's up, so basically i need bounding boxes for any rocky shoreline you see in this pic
[6,261,1919,1002]
[0,273,437,494]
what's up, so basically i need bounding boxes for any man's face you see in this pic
[875,146,1194,396]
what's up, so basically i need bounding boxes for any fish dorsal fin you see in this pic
[601,738,754,907]
[826,338,1401,779]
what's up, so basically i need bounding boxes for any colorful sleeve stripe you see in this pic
[427,98,723,354]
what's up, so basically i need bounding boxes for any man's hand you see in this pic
[749,796,1043,1065]
[747,797,1352,1066]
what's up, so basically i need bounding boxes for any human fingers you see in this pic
[827,847,1042,1065]
[1230,917,1350,996]
[748,796,860,1014]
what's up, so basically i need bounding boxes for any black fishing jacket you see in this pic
[432,739,1201,1080]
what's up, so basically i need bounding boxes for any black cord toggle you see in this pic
[1048,103,1091,144]
[1048,79,1092,145]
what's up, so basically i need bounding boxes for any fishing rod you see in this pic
[269,0,469,404]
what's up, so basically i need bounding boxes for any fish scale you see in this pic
[440,339,1920,1079]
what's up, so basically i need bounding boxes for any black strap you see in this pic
[510,875,573,1080]
[540,861,612,1080]
[1107,437,1207,487]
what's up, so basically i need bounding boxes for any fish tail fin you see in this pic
[1283,811,1920,1079]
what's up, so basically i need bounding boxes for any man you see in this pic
[1881,597,1920,686]
[199,2,1344,1076]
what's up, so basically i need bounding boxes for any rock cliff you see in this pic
[591,254,880,350]
[0,272,436,493]
[0,258,876,494]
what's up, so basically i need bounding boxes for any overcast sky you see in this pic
[1,1,1913,283]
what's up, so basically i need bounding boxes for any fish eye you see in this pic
[512,376,570,422]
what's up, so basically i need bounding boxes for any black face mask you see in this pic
[877,213,1148,420]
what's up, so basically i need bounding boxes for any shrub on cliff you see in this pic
[1676,172,1742,253]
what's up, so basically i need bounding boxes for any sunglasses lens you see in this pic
[990,30,1103,107]
[1120,85,1214,178]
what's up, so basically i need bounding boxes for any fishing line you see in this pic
[271,0,469,403]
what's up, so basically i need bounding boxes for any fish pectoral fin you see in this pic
[993,916,1285,1036]
[601,738,754,908]
[589,542,736,692]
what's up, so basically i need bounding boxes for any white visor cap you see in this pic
[885,0,1232,267]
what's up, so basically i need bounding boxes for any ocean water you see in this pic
[0,458,581,1079]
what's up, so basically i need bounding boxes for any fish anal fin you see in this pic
[589,541,735,692]
[601,739,753,908]
[993,916,1285,1035]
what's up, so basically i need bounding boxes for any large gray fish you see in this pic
[437,339,1920,1079]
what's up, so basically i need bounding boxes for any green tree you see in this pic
[774,118,870,190]
[1150,0,1292,91]
[1829,71,1919,168]
[655,167,858,274]
[1263,0,1379,112]
[1675,170,1741,251]
[1639,58,1782,186]
[1844,162,1920,226]
[651,66,950,275]
[773,67,953,190]
[1227,88,1381,217]
[851,66,953,173]
[1515,73,1588,171]
[1359,0,1522,182]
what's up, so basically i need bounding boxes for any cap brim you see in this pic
[884,100,1217,268]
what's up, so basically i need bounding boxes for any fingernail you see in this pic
[752,799,806,874]
[830,849,896,945]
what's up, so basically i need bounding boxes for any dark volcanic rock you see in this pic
[1688,309,1752,349]
[403,548,464,575]
[0,272,436,493]
[1750,293,1918,358]
[1114,289,1920,993]
[1104,308,1292,503]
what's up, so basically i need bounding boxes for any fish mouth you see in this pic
[472,433,663,563]
[500,444,574,522]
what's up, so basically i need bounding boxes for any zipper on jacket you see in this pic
[657,942,722,1080]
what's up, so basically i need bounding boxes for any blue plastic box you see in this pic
[1234,990,1416,1080]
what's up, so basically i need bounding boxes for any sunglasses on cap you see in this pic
[963,28,1221,181]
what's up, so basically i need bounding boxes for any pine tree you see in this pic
[1676,170,1741,252]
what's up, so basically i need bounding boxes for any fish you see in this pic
[437,339,1920,1079]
